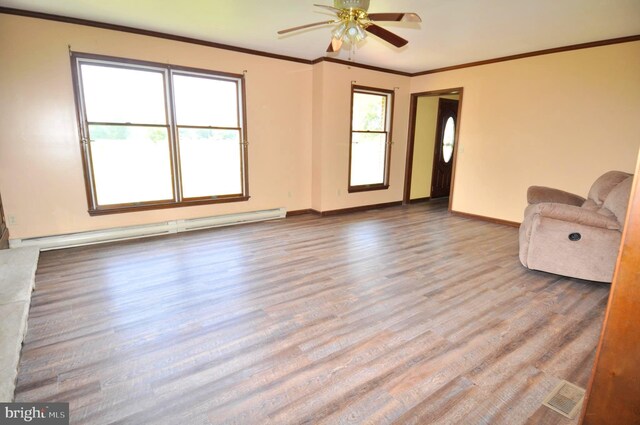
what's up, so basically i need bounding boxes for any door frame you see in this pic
[0,192,8,249]
[403,87,464,211]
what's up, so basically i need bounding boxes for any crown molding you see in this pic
[1,7,639,77]
[316,57,412,76]
[0,6,314,65]
[412,34,640,76]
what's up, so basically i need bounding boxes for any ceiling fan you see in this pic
[277,0,422,53]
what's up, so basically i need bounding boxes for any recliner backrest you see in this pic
[602,176,634,225]
[587,171,632,205]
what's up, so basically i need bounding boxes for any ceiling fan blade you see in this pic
[332,37,343,51]
[327,37,343,52]
[365,24,409,47]
[314,4,341,13]
[367,12,422,23]
[277,20,336,35]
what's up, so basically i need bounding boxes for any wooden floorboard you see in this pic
[15,201,610,424]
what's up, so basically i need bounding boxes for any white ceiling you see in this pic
[2,0,640,73]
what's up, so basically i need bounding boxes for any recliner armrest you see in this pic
[527,202,621,230]
[527,186,586,206]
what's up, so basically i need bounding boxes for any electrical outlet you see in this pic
[8,215,16,225]
[287,191,292,198]
[337,189,341,196]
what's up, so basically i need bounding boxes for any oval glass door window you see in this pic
[442,117,455,163]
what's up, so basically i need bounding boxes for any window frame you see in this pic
[70,52,249,216]
[348,85,394,193]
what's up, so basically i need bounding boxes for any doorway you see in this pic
[431,98,458,198]
[403,88,463,209]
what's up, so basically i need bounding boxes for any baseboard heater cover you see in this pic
[9,208,286,251]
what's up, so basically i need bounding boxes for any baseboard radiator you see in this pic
[9,208,286,251]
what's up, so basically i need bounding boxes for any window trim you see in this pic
[70,52,250,216]
[348,85,394,193]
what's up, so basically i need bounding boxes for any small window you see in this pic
[72,53,249,215]
[442,116,455,163]
[349,85,394,192]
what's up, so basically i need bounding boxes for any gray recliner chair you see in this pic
[519,171,633,282]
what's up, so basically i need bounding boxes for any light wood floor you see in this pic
[15,201,610,424]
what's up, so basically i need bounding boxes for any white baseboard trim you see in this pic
[9,208,286,251]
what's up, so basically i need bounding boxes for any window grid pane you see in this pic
[178,128,243,198]
[350,132,387,186]
[352,92,387,132]
[81,64,167,125]
[173,74,239,127]
[88,125,174,205]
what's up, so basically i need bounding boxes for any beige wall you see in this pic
[410,97,438,200]
[0,15,314,239]
[412,41,640,222]
[1,13,639,239]
[410,95,459,200]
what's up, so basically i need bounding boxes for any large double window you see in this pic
[72,53,248,215]
[349,85,394,192]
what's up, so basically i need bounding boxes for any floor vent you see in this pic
[542,380,586,419]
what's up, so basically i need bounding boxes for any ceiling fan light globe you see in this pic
[332,22,347,39]
[345,21,366,43]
